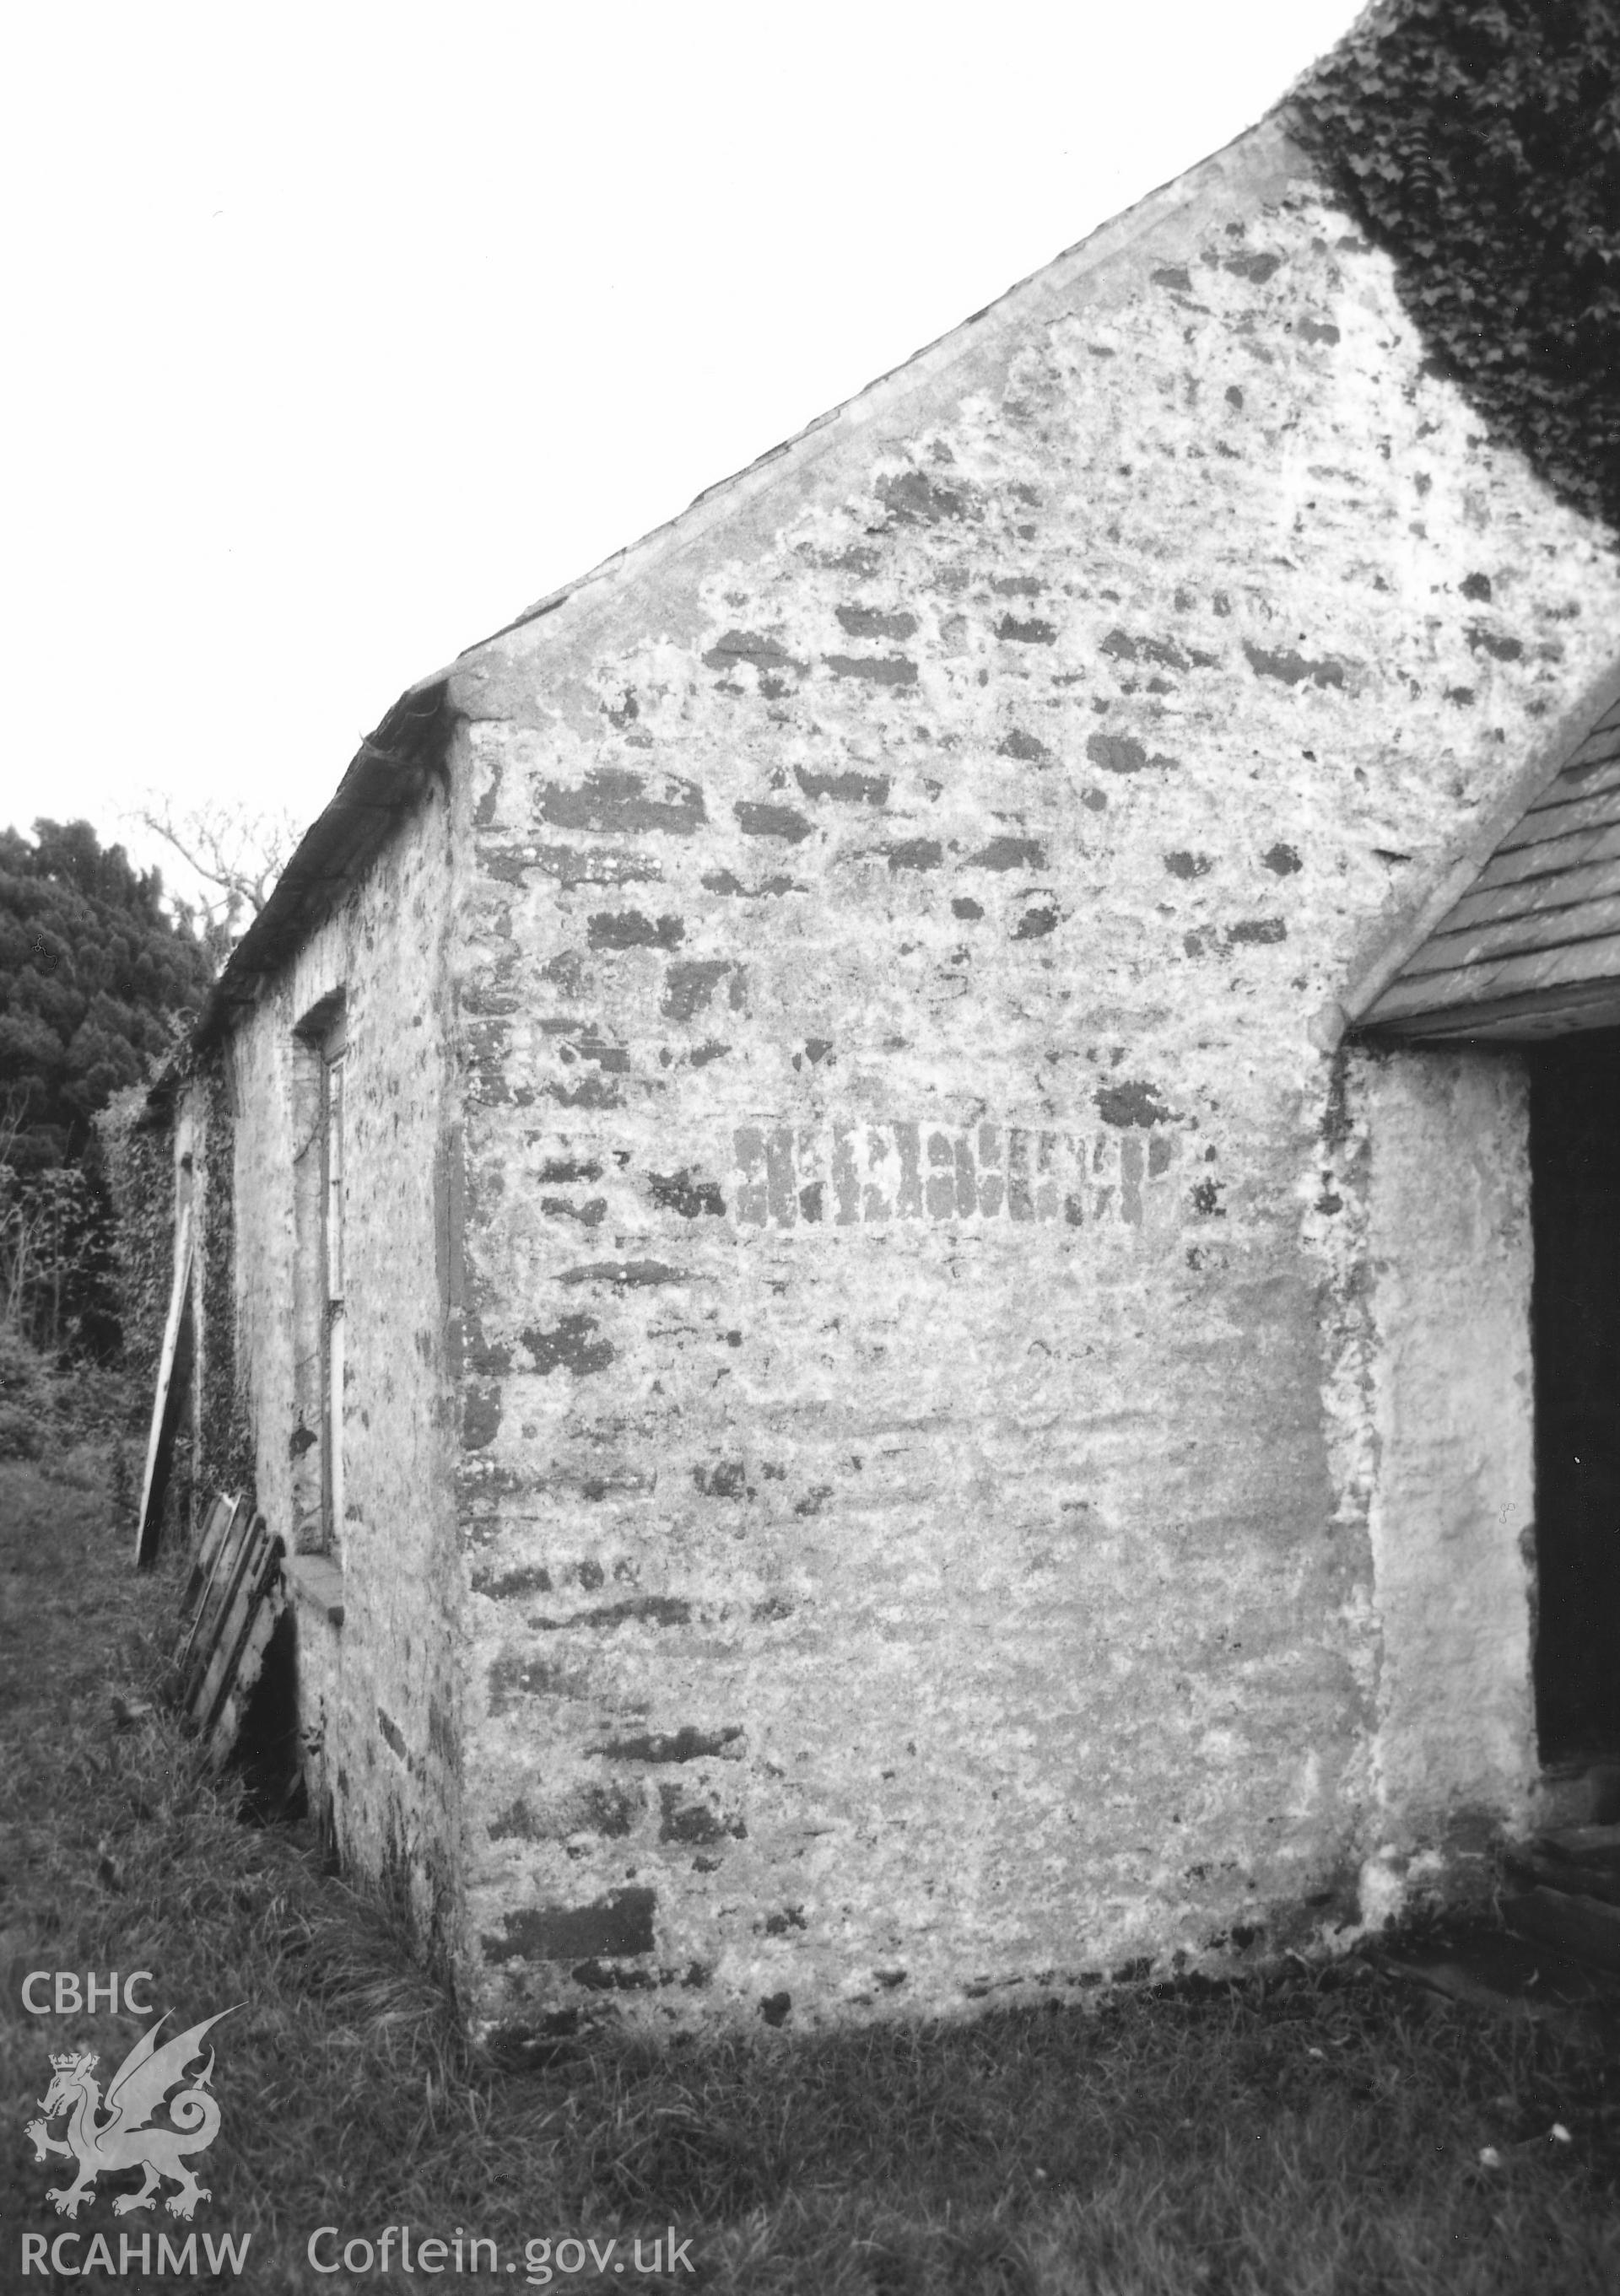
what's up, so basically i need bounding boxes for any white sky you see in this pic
[0,1,1368,908]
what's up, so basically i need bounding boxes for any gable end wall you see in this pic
[430,121,1620,2036]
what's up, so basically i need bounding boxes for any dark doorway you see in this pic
[233,1609,305,1824]
[1530,1030,1620,1759]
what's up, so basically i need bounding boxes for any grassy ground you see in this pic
[4,1404,1620,2293]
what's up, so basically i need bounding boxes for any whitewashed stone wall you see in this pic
[197,116,1619,2038]
[435,118,1618,2036]
[223,777,463,1952]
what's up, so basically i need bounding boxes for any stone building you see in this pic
[170,111,1620,2038]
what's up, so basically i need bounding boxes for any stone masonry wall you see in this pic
[226,779,462,1952]
[1308,1043,1535,1924]
[439,119,1620,2033]
[1364,1050,1535,1835]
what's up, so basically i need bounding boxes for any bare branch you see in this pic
[125,795,300,962]
[0,1080,32,1172]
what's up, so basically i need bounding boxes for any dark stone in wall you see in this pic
[558,1259,686,1288]
[835,604,918,640]
[702,630,806,676]
[532,1595,693,1631]
[1223,250,1282,283]
[968,836,1046,871]
[590,1725,743,1763]
[693,1459,748,1498]
[463,1387,502,1448]
[521,1314,617,1377]
[659,1786,739,1844]
[823,653,919,686]
[482,1887,656,1965]
[735,801,816,843]
[795,765,890,805]
[537,768,706,835]
[1242,640,1345,690]
[1094,1081,1171,1129]
[587,911,686,951]
[472,1563,554,1599]
[649,1168,726,1218]
[662,960,733,1020]
[1087,733,1149,774]
[878,470,975,525]
[1467,625,1524,662]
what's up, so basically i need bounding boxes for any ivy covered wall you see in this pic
[98,1081,177,1409]
[1291,0,1620,538]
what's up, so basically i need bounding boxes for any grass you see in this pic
[3,1384,1620,2292]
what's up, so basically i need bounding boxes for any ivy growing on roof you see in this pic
[1290,0,1620,536]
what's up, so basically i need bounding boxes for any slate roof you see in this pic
[1362,687,1620,1041]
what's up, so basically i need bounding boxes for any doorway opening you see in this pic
[1529,1029,1620,1761]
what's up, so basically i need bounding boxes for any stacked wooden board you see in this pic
[1504,1823,1620,1977]
[174,1492,286,1771]
[1364,691,1620,1040]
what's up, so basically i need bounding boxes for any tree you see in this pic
[128,795,299,967]
[0,821,210,1171]
[0,820,211,1352]
[1291,0,1620,535]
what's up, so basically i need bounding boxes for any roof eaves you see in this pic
[192,679,456,1054]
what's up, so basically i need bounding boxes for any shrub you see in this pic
[0,1323,132,1464]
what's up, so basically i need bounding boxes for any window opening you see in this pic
[292,994,346,1555]
[321,1017,346,1550]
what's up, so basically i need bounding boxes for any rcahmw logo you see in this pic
[19,1970,250,2277]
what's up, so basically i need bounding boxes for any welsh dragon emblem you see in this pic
[25,2008,234,2220]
